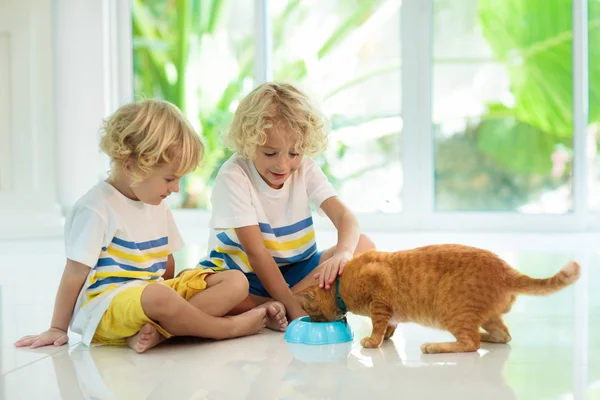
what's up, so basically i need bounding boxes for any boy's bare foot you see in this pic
[256,301,288,332]
[228,308,267,337]
[126,324,166,354]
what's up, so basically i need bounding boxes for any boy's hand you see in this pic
[313,251,353,290]
[14,327,69,349]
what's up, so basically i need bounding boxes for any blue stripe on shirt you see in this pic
[205,243,317,271]
[272,243,317,265]
[205,250,245,271]
[216,232,244,250]
[111,236,169,251]
[258,217,313,237]
[96,258,166,273]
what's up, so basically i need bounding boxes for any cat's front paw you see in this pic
[420,342,441,354]
[360,336,382,348]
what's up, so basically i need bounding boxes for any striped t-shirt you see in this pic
[199,154,336,273]
[65,181,183,345]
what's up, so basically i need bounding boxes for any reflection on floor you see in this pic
[1,231,598,399]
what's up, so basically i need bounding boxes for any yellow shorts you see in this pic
[92,269,215,345]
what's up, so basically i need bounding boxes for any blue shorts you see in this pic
[244,251,323,297]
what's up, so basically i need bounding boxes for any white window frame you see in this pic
[114,0,593,232]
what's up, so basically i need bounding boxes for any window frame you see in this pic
[116,0,593,232]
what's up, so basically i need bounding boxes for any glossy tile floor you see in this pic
[1,231,599,399]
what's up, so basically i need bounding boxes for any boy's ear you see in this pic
[123,155,135,172]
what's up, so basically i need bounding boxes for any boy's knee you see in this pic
[141,283,178,320]
[358,233,376,252]
[221,270,249,295]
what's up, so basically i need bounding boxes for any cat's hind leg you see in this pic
[421,311,483,354]
[421,326,480,354]
[384,324,397,340]
[480,315,511,343]
[360,300,393,348]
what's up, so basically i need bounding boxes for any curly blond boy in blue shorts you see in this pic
[198,83,375,323]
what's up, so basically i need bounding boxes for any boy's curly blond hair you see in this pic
[225,82,328,159]
[100,99,203,184]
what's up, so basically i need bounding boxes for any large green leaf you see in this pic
[478,0,600,137]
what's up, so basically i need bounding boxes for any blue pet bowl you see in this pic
[284,316,353,345]
[286,341,353,363]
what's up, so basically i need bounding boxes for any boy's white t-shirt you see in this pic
[199,153,337,273]
[65,181,183,346]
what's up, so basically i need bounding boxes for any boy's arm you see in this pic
[163,254,175,280]
[235,225,307,320]
[50,259,90,331]
[317,196,360,289]
[15,259,89,348]
[320,196,359,256]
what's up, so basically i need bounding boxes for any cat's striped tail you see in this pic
[508,261,581,296]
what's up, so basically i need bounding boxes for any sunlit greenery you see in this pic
[133,0,600,212]
[133,0,389,208]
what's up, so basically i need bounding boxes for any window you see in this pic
[589,0,600,210]
[132,0,402,213]
[270,0,403,213]
[132,0,255,209]
[130,0,596,231]
[433,0,573,213]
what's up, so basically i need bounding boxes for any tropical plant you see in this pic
[132,0,393,209]
[475,0,600,175]
[434,0,600,211]
[133,0,600,212]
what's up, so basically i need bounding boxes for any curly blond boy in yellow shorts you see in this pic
[15,100,276,353]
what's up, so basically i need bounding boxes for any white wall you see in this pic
[0,0,62,238]
[0,30,11,191]
[53,0,112,215]
[0,0,131,239]
[53,0,132,217]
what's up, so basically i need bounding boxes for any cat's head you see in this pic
[295,283,343,322]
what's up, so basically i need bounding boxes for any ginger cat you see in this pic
[296,244,580,354]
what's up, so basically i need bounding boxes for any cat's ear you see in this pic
[296,290,316,301]
[305,291,316,300]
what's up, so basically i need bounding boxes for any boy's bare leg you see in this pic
[256,302,288,331]
[127,284,267,353]
[186,270,250,316]
[229,295,267,312]
[128,270,248,353]
[126,323,167,354]
[186,270,287,331]
[229,294,288,331]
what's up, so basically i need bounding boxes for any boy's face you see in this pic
[253,124,303,189]
[131,163,181,206]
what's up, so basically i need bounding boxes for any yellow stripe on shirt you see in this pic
[94,271,164,280]
[215,246,252,270]
[106,247,169,263]
[263,230,315,251]
[212,258,225,269]
[83,284,120,308]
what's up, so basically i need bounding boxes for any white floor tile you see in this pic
[1,232,599,399]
